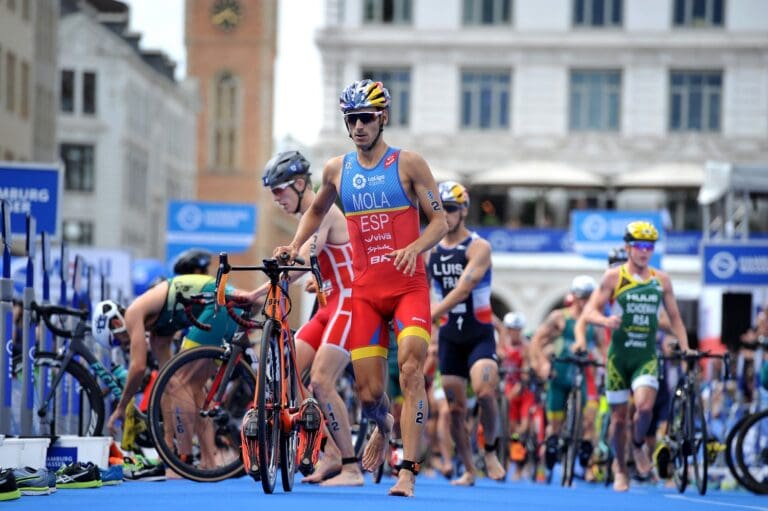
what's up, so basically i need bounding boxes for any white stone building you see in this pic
[57,1,198,258]
[313,0,768,326]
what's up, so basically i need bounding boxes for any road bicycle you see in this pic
[550,350,604,487]
[726,335,768,494]
[217,252,326,494]
[662,347,729,495]
[146,290,259,482]
[14,302,123,437]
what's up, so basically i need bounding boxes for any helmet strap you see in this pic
[289,180,306,215]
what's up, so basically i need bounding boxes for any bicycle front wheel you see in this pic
[734,409,768,495]
[690,393,708,495]
[498,394,511,472]
[15,352,105,436]
[257,320,281,494]
[148,346,256,482]
[561,386,582,487]
[724,413,750,488]
[669,389,688,493]
[280,336,300,492]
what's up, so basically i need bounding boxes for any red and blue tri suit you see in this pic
[339,147,431,361]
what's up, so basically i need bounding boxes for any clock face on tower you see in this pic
[211,0,242,31]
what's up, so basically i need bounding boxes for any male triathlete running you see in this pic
[427,181,506,485]
[574,221,692,492]
[273,79,447,497]
[499,312,536,480]
[531,275,601,476]
[246,150,362,486]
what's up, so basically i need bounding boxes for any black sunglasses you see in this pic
[344,111,383,126]
[443,205,461,213]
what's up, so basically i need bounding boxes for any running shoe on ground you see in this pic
[0,469,20,501]
[123,455,166,482]
[99,465,124,485]
[46,470,57,493]
[55,461,102,489]
[12,467,51,495]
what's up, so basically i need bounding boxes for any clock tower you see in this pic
[185,0,283,288]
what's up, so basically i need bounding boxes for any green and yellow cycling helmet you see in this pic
[623,221,659,243]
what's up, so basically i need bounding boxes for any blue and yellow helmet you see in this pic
[339,79,391,113]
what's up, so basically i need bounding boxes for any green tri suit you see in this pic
[605,264,663,404]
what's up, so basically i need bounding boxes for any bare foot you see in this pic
[450,472,475,486]
[484,452,507,481]
[388,469,415,497]
[301,455,341,484]
[613,470,629,492]
[632,444,652,477]
[362,413,394,472]
[320,466,365,487]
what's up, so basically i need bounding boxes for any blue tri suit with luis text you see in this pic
[428,232,494,343]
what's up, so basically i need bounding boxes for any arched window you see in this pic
[211,71,240,171]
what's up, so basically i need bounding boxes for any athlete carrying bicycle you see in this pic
[244,150,363,486]
[273,79,448,497]
[574,220,693,492]
[530,275,603,480]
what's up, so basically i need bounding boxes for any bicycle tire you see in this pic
[257,321,281,494]
[147,346,256,482]
[734,409,768,495]
[691,393,708,495]
[16,352,105,436]
[562,386,582,487]
[498,395,511,472]
[724,413,752,490]
[280,338,300,492]
[669,389,688,493]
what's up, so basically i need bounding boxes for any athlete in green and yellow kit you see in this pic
[574,221,692,492]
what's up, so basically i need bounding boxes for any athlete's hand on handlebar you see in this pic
[273,244,299,264]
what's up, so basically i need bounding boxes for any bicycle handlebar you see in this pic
[214,251,327,310]
[550,351,605,368]
[175,292,262,332]
[662,349,731,380]
[30,302,88,338]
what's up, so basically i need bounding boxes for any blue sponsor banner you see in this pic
[474,227,570,253]
[570,210,664,266]
[166,201,257,271]
[0,163,62,236]
[702,242,768,287]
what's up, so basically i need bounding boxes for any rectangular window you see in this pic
[63,220,94,246]
[361,69,410,127]
[463,0,512,25]
[673,0,724,27]
[60,69,74,113]
[461,71,511,130]
[669,70,722,132]
[573,0,622,27]
[60,144,95,191]
[569,70,621,131]
[8,0,15,12]
[5,52,15,113]
[22,0,29,20]
[20,60,28,119]
[363,0,412,24]
[83,71,96,114]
